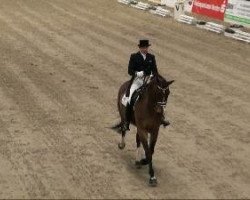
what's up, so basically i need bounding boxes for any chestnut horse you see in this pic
[112,74,174,186]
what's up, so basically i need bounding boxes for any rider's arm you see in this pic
[128,54,135,76]
[152,55,158,75]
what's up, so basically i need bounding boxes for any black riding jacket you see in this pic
[128,51,158,77]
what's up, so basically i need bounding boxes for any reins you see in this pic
[142,75,169,108]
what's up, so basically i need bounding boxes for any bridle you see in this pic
[156,85,169,107]
[142,74,169,108]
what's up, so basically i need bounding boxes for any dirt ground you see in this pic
[0,0,249,199]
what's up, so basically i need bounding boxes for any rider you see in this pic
[122,39,170,131]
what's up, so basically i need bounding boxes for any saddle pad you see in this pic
[121,88,143,107]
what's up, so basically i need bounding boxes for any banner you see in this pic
[224,0,250,27]
[192,0,227,20]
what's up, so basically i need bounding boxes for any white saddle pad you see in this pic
[121,94,129,106]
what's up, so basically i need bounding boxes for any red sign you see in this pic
[192,0,227,20]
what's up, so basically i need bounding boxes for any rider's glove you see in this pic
[136,71,144,78]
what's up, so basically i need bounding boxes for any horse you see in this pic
[112,74,174,186]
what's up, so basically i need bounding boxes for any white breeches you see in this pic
[128,77,144,104]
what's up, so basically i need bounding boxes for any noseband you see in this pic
[145,75,169,108]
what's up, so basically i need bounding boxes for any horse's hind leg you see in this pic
[118,103,126,150]
[118,130,126,150]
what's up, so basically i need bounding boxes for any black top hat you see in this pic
[138,39,151,47]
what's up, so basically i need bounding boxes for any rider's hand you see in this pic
[136,71,144,78]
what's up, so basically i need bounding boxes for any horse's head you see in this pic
[149,74,174,112]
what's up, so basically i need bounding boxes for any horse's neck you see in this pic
[143,83,158,111]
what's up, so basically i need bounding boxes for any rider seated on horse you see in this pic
[122,39,170,131]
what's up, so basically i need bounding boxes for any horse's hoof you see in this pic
[135,161,142,169]
[118,142,125,150]
[149,177,158,187]
[140,158,149,165]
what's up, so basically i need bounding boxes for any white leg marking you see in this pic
[140,146,146,159]
[135,145,145,161]
[136,146,141,162]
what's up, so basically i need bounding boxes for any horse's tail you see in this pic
[110,122,122,134]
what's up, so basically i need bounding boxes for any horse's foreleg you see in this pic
[139,130,157,186]
[135,132,144,168]
[150,129,159,155]
[118,130,126,150]
[147,129,159,186]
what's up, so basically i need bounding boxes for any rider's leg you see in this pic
[123,103,132,131]
[123,78,144,131]
[122,82,138,131]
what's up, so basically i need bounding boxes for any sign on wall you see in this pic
[161,0,176,8]
[185,0,194,12]
[161,0,194,12]
[224,0,250,27]
[191,0,227,20]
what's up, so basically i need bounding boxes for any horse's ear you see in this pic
[167,80,175,85]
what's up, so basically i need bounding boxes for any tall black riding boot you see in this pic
[122,104,131,132]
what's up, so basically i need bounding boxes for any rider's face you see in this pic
[139,47,149,54]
